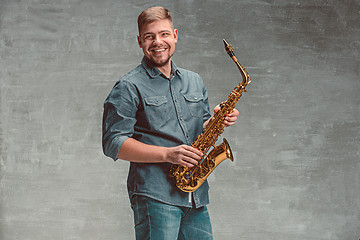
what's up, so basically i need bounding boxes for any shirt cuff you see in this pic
[104,135,129,161]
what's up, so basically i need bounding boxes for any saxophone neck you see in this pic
[223,39,252,86]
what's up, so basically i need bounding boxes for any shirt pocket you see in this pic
[144,96,170,125]
[183,92,204,118]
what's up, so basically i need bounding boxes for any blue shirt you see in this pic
[102,57,212,208]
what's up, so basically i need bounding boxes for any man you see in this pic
[102,6,239,240]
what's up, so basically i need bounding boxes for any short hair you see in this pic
[137,6,174,34]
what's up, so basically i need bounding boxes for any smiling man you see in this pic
[137,17,178,77]
[102,6,239,240]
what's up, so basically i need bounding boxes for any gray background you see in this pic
[1,0,359,239]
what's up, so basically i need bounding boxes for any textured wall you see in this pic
[0,0,359,239]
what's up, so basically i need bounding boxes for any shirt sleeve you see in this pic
[102,80,139,161]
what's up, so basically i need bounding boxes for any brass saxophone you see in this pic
[169,39,252,192]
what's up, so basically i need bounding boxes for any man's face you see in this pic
[137,19,178,68]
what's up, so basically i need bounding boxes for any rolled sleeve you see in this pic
[102,80,139,161]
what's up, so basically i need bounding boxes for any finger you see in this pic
[179,160,195,168]
[226,115,237,122]
[181,156,199,166]
[213,105,221,113]
[224,120,236,127]
[182,145,203,159]
[223,116,237,127]
[177,153,199,167]
[228,109,239,117]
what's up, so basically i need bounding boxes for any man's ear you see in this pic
[174,29,178,43]
[137,35,142,48]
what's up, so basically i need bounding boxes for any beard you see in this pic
[145,45,175,68]
[146,56,171,68]
[145,53,174,68]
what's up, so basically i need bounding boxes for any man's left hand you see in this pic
[213,105,239,127]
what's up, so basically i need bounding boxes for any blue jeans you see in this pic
[131,195,213,240]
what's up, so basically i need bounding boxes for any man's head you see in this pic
[137,6,178,70]
[137,6,174,34]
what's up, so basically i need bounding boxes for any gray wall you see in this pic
[1,0,359,239]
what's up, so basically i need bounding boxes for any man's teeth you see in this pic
[153,49,165,52]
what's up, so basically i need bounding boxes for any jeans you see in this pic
[131,195,213,240]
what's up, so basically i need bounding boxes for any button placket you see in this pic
[169,79,191,145]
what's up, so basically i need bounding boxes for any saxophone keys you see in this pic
[190,178,198,188]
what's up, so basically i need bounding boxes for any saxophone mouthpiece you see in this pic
[223,39,229,47]
[223,39,235,58]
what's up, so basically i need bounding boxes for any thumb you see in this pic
[213,105,221,113]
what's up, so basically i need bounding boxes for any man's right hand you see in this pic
[166,145,203,168]
[117,138,203,167]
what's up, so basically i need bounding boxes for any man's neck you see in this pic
[158,64,172,79]
[143,57,173,79]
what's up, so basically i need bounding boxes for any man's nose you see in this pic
[152,35,162,44]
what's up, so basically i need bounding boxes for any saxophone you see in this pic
[169,39,252,192]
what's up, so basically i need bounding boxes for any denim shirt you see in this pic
[102,57,212,208]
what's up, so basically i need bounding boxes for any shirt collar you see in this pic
[141,57,182,79]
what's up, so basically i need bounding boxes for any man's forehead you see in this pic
[139,19,174,35]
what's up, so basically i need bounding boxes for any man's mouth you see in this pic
[151,47,167,53]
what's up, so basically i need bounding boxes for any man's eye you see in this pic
[145,35,154,40]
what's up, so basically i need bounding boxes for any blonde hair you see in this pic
[137,6,173,33]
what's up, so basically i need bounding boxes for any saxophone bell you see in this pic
[213,138,234,163]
